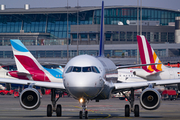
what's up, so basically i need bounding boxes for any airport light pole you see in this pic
[140,0,142,35]
[76,0,79,55]
[67,0,69,62]
[137,0,143,64]
[137,0,139,35]
[137,0,139,64]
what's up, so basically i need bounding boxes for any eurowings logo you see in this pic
[137,35,163,73]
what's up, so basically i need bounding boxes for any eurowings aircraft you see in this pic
[134,35,180,81]
[0,66,15,79]
[1,1,180,119]
[7,40,63,82]
[0,66,20,90]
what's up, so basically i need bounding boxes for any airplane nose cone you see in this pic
[68,87,103,99]
[64,73,104,99]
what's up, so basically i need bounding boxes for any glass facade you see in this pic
[0,7,179,40]
[0,49,168,59]
[0,7,179,59]
[95,8,180,25]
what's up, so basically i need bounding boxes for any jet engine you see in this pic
[19,88,41,110]
[140,87,161,110]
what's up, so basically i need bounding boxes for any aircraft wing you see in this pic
[0,78,65,89]
[113,79,180,91]
[116,63,161,69]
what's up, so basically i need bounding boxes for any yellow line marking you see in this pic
[73,105,111,119]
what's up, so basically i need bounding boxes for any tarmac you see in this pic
[0,95,180,120]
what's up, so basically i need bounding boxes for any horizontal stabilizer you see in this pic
[146,71,163,77]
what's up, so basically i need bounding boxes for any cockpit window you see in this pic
[65,66,100,73]
[72,67,81,72]
[92,66,100,73]
[82,67,91,72]
[66,66,73,73]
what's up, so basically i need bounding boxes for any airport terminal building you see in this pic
[0,4,180,65]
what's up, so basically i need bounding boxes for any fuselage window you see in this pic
[92,66,100,73]
[82,67,91,72]
[66,66,73,73]
[72,67,81,72]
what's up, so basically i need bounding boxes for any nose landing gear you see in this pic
[79,98,88,119]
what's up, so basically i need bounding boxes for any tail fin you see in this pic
[98,1,105,57]
[137,35,166,73]
[10,40,44,72]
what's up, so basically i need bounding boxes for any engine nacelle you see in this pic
[19,88,41,110]
[140,88,161,110]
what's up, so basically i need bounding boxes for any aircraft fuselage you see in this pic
[63,55,117,100]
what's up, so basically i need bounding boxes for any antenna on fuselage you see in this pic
[98,1,105,57]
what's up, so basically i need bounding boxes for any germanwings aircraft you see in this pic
[118,69,146,82]
[134,35,180,81]
[1,1,180,119]
[7,40,63,82]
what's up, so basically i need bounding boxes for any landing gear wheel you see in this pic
[47,104,52,117]
[85,111,88,119]
[79,111,83,119]
[56,104,62,117]
[134,104,139,117]
[125,104,130,117]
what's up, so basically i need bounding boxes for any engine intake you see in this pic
[140,88,161,110]
[19,88,41,110]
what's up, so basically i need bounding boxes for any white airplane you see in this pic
[134,35,180,83]
[0,66,15,79]
[7,39,63,82]
[0,40,63,92]
[0,66,18,90]
[1,1,180,119]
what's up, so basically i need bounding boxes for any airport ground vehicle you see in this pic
[162,90,177,100]
[14,90,19,98]
[0,89,14,95]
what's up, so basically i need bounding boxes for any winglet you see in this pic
[98,1,105,57]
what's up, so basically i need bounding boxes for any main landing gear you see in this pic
[122,89,139,117]
[47,89,62,117]
[79,98,88,119]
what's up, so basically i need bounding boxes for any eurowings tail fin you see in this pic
[10,40,44,72]
[137,35,166,73]
[98,1,105,57]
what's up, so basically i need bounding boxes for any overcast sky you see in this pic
[1,0,180,10]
